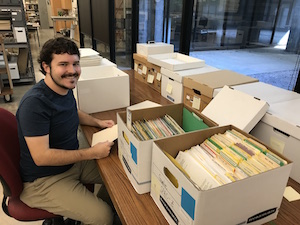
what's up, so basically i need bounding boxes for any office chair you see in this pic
[0,107,65,224]
[0,108,95,225]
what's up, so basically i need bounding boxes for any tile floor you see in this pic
[190,47,299,91]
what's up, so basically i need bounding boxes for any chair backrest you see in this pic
[0,108,23,198]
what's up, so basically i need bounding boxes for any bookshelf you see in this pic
[0,0,35,85]
[24,0,40,24]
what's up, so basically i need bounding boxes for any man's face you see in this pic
[47,53,81,90]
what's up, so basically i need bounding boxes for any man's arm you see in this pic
[78,109,115,128]
[25,135,114,166]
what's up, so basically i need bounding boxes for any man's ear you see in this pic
[42,62,50,74]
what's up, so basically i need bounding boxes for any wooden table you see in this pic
[81,70,300,225]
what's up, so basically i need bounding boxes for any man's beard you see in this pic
[49,67,79,90]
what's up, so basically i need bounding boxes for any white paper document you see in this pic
[92,124,118,147]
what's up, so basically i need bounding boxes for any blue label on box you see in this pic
[181,188,195,220]
[130,142,137,164]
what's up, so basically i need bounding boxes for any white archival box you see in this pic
[13,27,26,42]
[147,53,205,71]
[161,65,219,103]
[117,86,269,194]
[98,58,117,67]
[182,70,258,113]
[0,61,20,79]
[250,98,300,183]
[151,125,292,225]
[76,66,130,114]
[73,59,116,104]
[136,42,174,56]
[9,62,19,79]
[214,81,300,103]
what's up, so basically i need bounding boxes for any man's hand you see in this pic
[91,141,114,159]
[98,120,115,129]
[78,110,115,129]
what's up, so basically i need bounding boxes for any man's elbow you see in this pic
[32,156,48,166]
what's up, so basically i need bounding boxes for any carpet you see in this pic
[248,69,298,91]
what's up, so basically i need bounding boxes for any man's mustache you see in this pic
[61,73,79,78]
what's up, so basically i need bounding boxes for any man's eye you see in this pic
[74,62,80,66]
[60,63,68,66]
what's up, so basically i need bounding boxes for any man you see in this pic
[17,37,115,225]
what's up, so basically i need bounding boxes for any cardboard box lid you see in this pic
[183,70,258,98]
[201,85,269,133]
[137,42,173,48]
[147,53,205,71]
[213,81,300,103]
[261,98,300,140]
[161,65,219,83]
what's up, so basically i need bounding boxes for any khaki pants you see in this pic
[20,160,114,225]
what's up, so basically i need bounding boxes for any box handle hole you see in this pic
[193,89,201,95]
[273,128,290,137]
[122,131,129,145]
[164,167,178,188]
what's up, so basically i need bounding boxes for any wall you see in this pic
[38,0,49,29]
[38,0,78,31]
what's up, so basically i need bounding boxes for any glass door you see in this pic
[115,0,183,68]
[115,0,132,69]
[138,0,183,51]
[189,0,294,52]
[190,0,246,51]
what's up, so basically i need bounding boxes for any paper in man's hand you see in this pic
[92,124,118,147]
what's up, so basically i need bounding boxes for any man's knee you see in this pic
[82,202,114,225]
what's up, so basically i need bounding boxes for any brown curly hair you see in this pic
[38,37,80,75]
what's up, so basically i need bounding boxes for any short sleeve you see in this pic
[18,96,51,137]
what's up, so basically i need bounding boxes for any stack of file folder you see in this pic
[79,48,103,67]
[130,108,209,141]
[131,114,185,141]
[175,129,287,190]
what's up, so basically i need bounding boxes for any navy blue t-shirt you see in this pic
[16,80,79,182]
